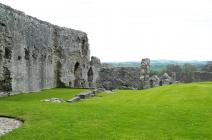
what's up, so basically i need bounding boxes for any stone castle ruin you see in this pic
[0,3,182,96]
[97,59,176,90]
[0,3,100,96]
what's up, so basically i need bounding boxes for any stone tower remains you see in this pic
[140,58,150,89]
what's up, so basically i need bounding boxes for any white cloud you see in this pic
[1,0,212,62]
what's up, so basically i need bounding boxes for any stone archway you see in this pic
[87,67,94,87]
[74,62,81,87]
[150,80,154,88]
[159,81,163,86]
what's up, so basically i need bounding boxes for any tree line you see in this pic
[165,61,212,82]
[150,61,212,83]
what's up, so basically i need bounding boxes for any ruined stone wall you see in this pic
[97,67,141,90]
[0,3,97,96]
[193,72,212,82]
[98,58,176,90]
[177,71,212,83]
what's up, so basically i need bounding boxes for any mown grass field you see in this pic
[0,83,212,140]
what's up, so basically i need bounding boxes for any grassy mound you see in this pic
[0,83,212,140]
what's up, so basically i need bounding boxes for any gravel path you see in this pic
[0,117,22,137]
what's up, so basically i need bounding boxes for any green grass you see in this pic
[1,83,212,140]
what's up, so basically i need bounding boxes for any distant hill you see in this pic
[103,60,207,72]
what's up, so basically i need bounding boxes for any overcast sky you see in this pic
[0,0,212,62]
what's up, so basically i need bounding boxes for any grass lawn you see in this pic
[1,83,212,140]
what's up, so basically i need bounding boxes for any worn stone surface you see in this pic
[97,67,141,90]
[76,90,95,99]
[0,3,100,96]
[0,117,22,137]
[67,96,80,103]
[41,98,64,103]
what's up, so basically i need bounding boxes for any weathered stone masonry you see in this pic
[97,58,176,90]
[0,3,99,96]
[97,67,141,90]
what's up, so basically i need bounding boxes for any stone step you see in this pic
[76,91,95,99]
[67,96,80,103]
[67,89,105,103]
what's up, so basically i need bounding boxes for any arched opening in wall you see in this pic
[55,61,64,87]
[74,62,80,73]
[74,62,81,88]
[87,67,94,87]
[69,81,72,87]
[150,80,153,88]
[159,81,163,86]
[0,67,12,93]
